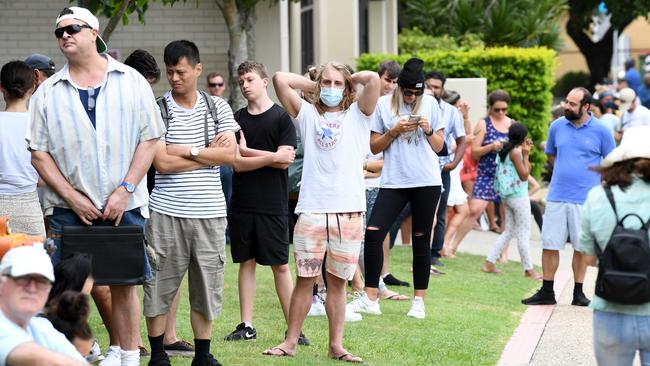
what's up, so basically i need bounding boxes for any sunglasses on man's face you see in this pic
[54,24,92,39]
[208,82,224,88]
[402,89,424,97]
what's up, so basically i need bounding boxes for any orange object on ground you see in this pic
[0,217,44,260]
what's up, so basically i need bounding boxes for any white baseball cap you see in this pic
[0,246,54,282]
[618,87,637,111]
[55,6,107,54]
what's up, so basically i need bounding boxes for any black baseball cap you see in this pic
[25,54,55,71]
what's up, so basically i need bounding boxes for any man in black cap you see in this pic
[24,54,56,88]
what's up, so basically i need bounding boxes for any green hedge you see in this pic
[357,47,556,177]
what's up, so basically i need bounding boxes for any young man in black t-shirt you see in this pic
[223,61,302,343]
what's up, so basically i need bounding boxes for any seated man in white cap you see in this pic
[0,246,87,366]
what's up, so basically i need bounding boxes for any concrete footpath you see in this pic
[452,226,601,366]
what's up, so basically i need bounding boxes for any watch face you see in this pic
[191,147,199,156]
[122,182,135,193]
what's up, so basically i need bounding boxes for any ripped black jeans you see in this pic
[364,186,441,290]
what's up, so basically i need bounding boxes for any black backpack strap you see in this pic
[200,90,220,147]
[155,96,171,130]
[604,186,618,221]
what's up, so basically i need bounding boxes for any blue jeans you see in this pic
[593,310,650,366]
[48,207,152,280]
[431,169,451,259]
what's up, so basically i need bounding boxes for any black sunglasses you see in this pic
[208,82,224,88]
[402,89,424,97]
[54,24,92,39]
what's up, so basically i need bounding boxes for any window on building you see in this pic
[358,0,369,54]
[301,0,314,73]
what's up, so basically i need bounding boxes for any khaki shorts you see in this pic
[293,212,364,280]
[143,212,227,320]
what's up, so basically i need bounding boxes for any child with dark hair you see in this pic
[47,253,94,305]
[482,123,541,279]
[45,290,95,357]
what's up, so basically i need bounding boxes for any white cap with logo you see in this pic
[55,6,107,54]
[0,246,55,282]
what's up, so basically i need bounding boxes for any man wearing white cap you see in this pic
[618,87,650,139]
[0,246,87,366]
[27,6,165,366]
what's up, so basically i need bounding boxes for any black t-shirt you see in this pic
[231,103,297,215]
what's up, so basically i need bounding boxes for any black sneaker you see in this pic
[383,273,410,287]
[521,289,557,305]
[571,293,591,307]
[191,353,222,366]
[224,322,257,341]
[285,330,310,346]
[431,257,445,267]
[148,352,171,366]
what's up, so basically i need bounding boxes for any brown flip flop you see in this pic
[262,347,294,357]
[331,353,363,363]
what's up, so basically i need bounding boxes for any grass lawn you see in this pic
[89,246,539,366]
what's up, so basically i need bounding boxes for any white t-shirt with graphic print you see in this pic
[293,99,370,214]
[370,93,444,188]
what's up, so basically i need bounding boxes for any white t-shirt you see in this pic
[149,91,239,218]
[294,99,370,213]
[0,112,39,194]
[370,94,444,188]
[0,310,85,365]
[364,152,382,189]
[621,103,650,130]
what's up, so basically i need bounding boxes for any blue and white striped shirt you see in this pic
[27,55,165,217]
[438,100,466,167]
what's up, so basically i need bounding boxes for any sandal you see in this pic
[331,353,363,363]
[380,290,409,301]
[262,347,294,357]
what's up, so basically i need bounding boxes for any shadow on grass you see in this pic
[88,246,540,366]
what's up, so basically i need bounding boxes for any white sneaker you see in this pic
[86,340,103,363]
[308,295,326,316]
[407,298,425,319]
[345,307,363,322]
[119,349,140,366]
[346,292,381,315]
[98,346,121,366]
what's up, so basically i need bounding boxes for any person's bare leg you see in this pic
[542,249,560,281]
[487,202,499,232]
[452,199,489,253]
[572,250,587,284]
[351,267,364,293]
[238,259,257,324]
[264,276,315,356]
[271,263,294,323]
[110,285,140,351]
[400,216,412,245]
[190,309,213,340]
[445,203,469,256]
[146,314,168,338]
[326,272,360,361]
[163,290,182,345]
[91,285,118,346]
[380,235,390,275]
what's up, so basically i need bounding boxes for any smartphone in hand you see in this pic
[408,115,421,124]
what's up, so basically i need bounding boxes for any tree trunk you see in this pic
[220,0,248,111]
[102,0,135,44]
[566,3,635,90]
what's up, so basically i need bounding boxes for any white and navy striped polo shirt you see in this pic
[149,90,239,218]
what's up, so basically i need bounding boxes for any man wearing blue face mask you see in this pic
[264,63,380,362]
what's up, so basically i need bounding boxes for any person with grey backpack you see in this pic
[578,125,650,366]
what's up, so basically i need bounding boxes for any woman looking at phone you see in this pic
[347,58,444,319]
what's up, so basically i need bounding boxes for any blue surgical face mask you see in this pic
[320,87,344,107]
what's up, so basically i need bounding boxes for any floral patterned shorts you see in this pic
[293,212,364,280]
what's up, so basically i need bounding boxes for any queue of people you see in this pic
[1,5,649,366]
